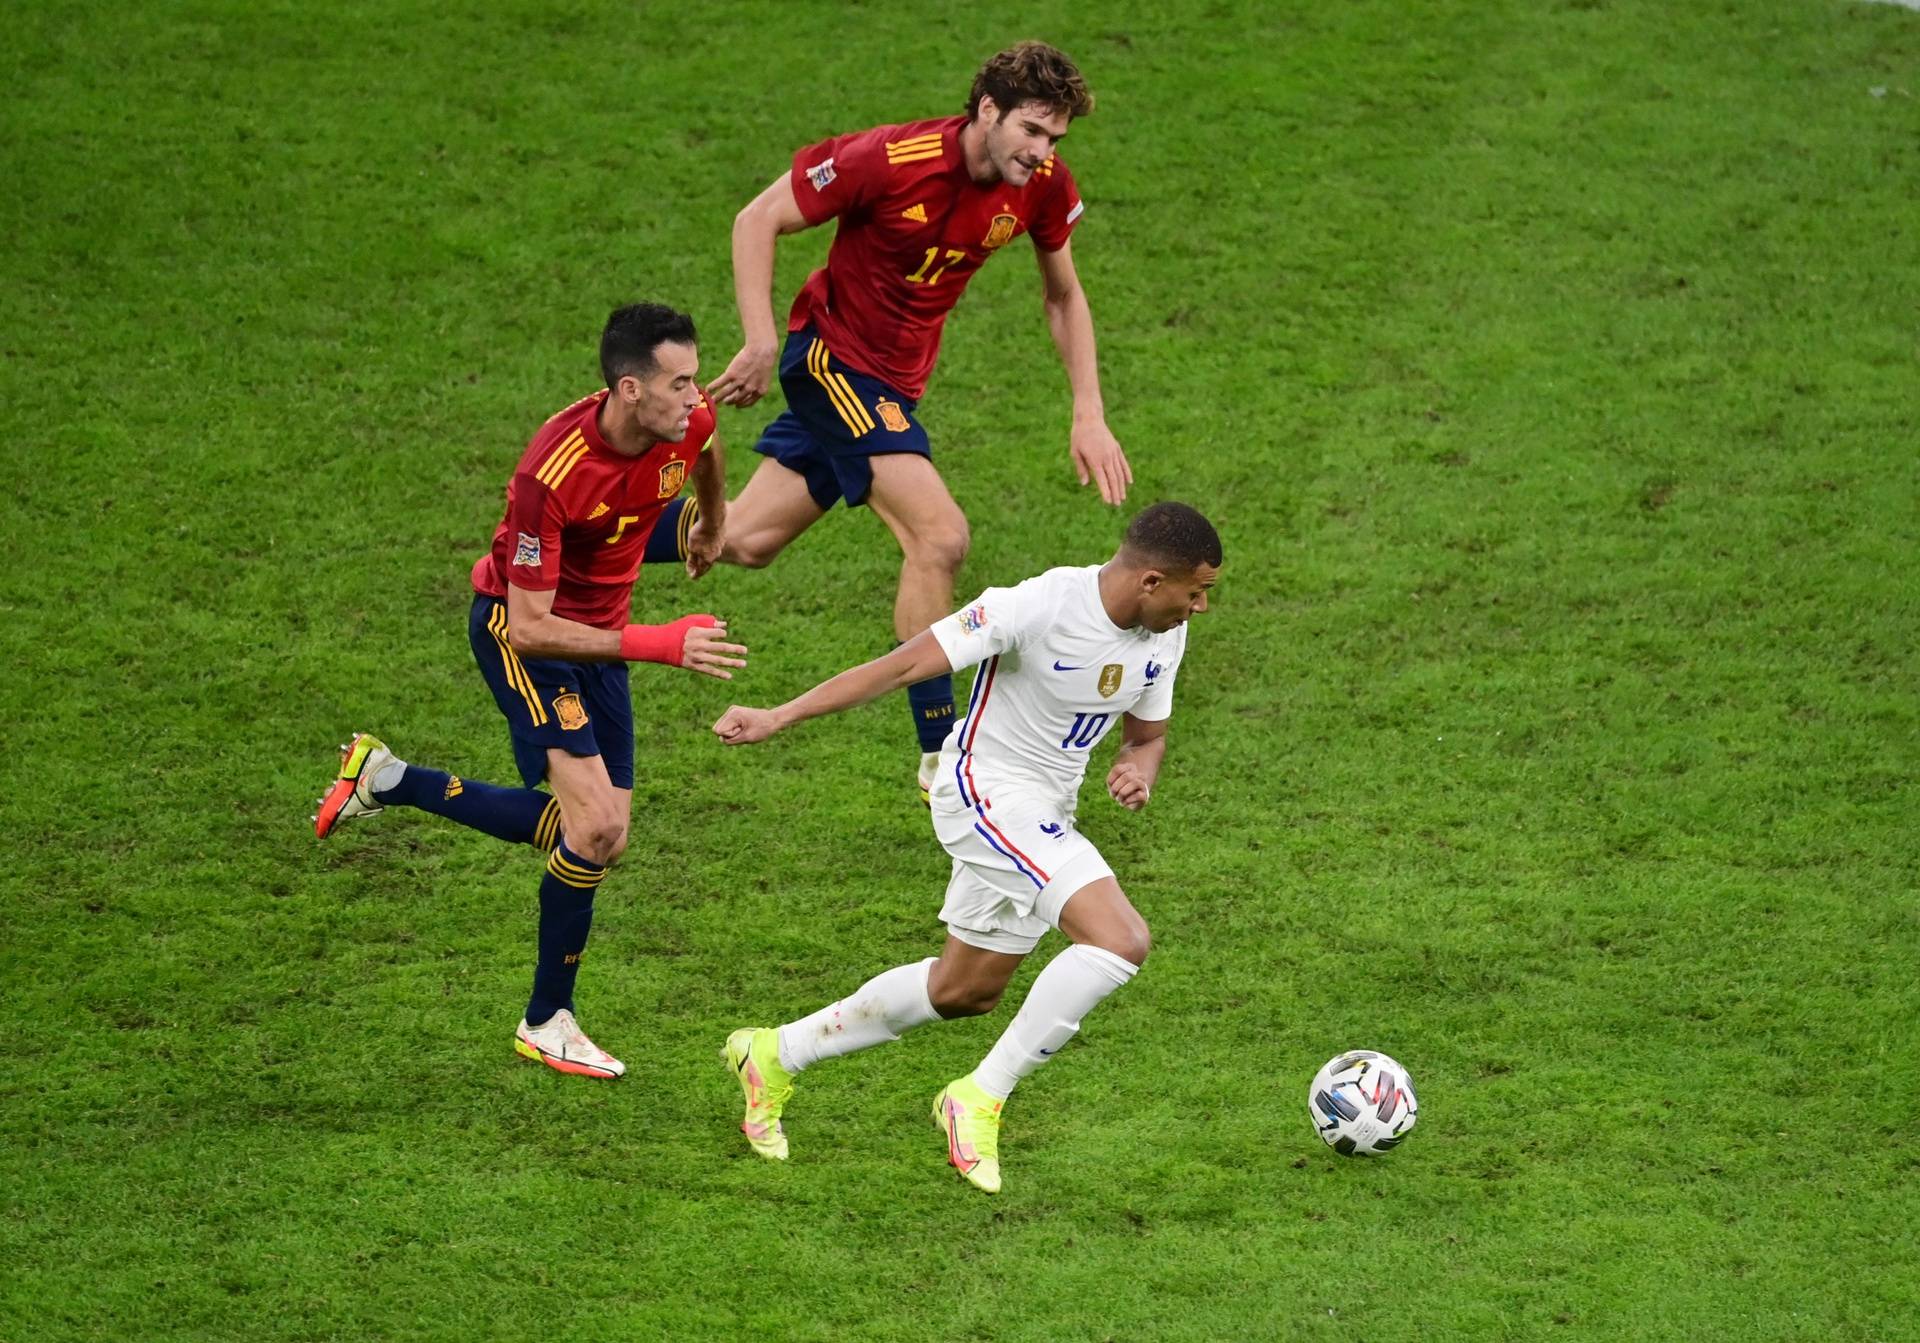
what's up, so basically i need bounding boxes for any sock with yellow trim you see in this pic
[372,765,558,850]
[906,671,957,753]
[527,839,607,1027]
[641,497,699,566]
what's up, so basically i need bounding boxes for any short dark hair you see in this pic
[966,42,1094,123]
[1122,502,1223,572]
[600,302,697,388]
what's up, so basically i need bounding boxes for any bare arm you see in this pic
[707,174,814,407]
[714,630,955,744]
[507,583,747,679]
[1038,239,1131,505]
[684,428,727,579]
[1105,713,1169,811]
[507,582,622,661]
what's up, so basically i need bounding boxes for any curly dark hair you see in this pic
[1122,502,1223,572]
[965,42,1094,122]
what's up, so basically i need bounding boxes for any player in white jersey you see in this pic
[712,502,1221,1193]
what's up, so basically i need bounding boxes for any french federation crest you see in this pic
[512,531,542,567]
[982,212,1018,249]
[657,458,687,498]
[1098,663,1124,698]
[553,693,589,732]
[1144,659,1163,682]
[959,604,988,634]
[876,399,910,433]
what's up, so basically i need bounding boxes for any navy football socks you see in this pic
[527,840,607,1027]
[642,497,699,565]
[373,766,561,850]
[906,673,957,753]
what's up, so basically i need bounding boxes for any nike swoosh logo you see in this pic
[1052,661,1085,671]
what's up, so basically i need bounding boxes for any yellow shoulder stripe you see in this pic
[535,429,590,488]
[885,131,942,151]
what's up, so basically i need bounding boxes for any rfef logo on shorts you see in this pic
[1098,664,1124,698]
[553,693,589,732]
[876,399,910,433]
[657,458,687,498]
[513,531,542,566]
[959,604,989,634]
[806,157,836,191]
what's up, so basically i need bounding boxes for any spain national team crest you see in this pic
[876,399,910,433]
[553,693,589,732]
[982,212,1018,250]
[1098,663,1124,698]
[657,458,687,499]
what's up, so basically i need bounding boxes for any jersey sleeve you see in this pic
[1028,158,1084,253]
[929,582,1034,673]
[500,474,570,592]
[1129,624,1187,722]
[790,125,893,226]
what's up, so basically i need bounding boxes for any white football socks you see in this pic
[777,957,939,1074]
[971,943,1139,1100]
[368,753,408,795]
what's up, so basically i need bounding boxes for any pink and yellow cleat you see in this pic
[932,1075,1003,1194]
[724,1027,793,1160]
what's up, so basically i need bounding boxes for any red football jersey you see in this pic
[787,114,1083,399]
[471,390,714,630]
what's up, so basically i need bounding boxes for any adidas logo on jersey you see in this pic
[588,502,610,519]
[902,203,928,223]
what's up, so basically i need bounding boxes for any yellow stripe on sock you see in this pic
[533,798,562,851]
[546,851,607,887]
[678,497,699,560]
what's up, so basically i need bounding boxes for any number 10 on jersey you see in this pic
[1061,712,1109,749]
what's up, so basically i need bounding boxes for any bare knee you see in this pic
[928,966,1004,1018]
[931,982,1003,1018]
[1097,917,1151,969]
[565,820,627,867]
[723,532,782,569]
[904,519,970,578]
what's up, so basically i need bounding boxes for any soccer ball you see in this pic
[1309,1050,1418,1156]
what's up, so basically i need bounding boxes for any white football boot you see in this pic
[514,1009,626,1079]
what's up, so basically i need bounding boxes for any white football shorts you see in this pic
[930,791,1115,955]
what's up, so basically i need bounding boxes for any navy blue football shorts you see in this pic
[754,325,932,510]
[468,595,635,790]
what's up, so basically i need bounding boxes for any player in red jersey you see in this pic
[313,303,745,1079]
[653,42,1130,799]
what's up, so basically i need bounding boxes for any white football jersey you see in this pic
[927,565,1187,816]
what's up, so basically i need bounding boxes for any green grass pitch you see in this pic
[3,2,1916,1339]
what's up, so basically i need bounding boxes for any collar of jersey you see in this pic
[578,390,616,456]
